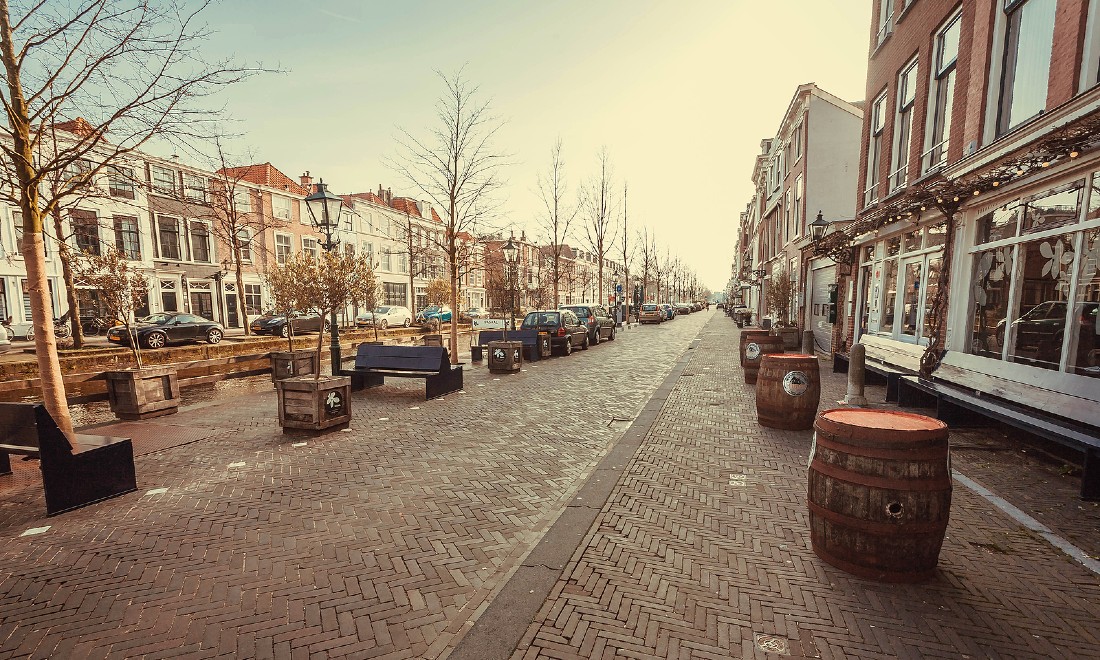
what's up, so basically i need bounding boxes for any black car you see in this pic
[107,313,224,349]
[250,311,329,338]
[560,303,616,345]
[520,309,588,355]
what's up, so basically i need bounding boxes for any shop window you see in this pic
[901,261,922,336]
[881,259,899,333]
[970,246,1014,358]
[1021,183,1082,235]
[1069,229,1099,377]
[923,257,943,338]
[926,223,948,248]
[1007,235,1076,370]
[0,279,7,320]
[977,204,1020,244]
[903,230,922,252]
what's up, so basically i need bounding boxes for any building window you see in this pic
[381,250,392,271]
[794,123,803,160]
[864,91,888,208]
[160,279,178,312]
[997,0,1057,137]
[243,283,263,315]
[302,236,319,260]
[794,175,804,236]
[107,166,135,199]
[190,221,211,263]
[113,215,141,260]
[924,13,960,174]
[233,188,251,213]
[890,59,918,192]
[151,166,177,196]
[183,173,207,202]
[784,189,793,242]
[236,228,252,262]
[272,195,291,220]
[63,158,93,188]
[399,253,408,273]
[274,233,292,264]
[876,0,894,47]
[384,281,407,307]
[71,209,101,255]
[158,215,181,260]
[969,173,1099,378]
[0,280,7,321]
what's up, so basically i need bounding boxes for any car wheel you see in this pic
[207,328,223,344]
[280,325,289,338]
[380,319,389,330]
[144,331,167,349]
[592,329,600,345]
[563,338,573,356]
[609,327,616,340]
[581,334,589,350]
[25,327,34,341]
[403,317,411,328]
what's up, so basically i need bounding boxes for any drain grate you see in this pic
[754,633,790,655]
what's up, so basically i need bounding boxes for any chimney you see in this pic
[386,187,392,204]
[300,171,313,189]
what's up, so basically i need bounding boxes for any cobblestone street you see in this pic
[1,311,1098,659]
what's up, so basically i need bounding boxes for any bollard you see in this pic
[801,330,815,355]
[843,343,869,406]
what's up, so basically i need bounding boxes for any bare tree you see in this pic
[535,138,577,308]
[620,182,636,322]
[0,0,260,436]
[391,69,507,364]
[387,208,440,317]
[637,226,656,303]
[582,147,618,306]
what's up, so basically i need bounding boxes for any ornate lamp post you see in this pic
[809,210,829,244]
[502,235,519,339]
[303,179,346,375]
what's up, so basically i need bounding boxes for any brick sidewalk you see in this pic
[512,317,1100,659]
[1,312,1098,659]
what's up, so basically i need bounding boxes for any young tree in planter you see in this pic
[265,253,318,353]
[73,247,149,367]
[359,267,383,342]
[765,268,795,327]
[311,250,375,378]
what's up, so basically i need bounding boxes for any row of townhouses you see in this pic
[733,0,1100,427]
[0,121,633,334]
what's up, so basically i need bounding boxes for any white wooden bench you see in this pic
[856,334,926,402]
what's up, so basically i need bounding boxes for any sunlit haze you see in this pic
[181,0,872,293]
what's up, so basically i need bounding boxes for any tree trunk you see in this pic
[52,207,84,348]
[449,260,459,365]
[234,245,249,336]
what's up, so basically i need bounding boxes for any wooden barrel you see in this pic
[741,332,784,384]
[808,409,952,583]
[755,353,820,429]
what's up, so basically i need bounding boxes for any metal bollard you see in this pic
[843,343,869,406]
[801,330,815,355]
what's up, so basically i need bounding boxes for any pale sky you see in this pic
[186,0,872,292]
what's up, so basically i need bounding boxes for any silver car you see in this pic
[355,305,413,330]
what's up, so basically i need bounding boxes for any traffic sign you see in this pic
[615,284,623,293]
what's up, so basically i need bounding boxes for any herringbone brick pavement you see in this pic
[514,317,1100,659]
[0,315,710,659]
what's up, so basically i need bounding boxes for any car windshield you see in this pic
[423,306,439,313]
[522,312,559,328]
[642,305,657,311]
[140,313,172,324]
[374,307,390,314]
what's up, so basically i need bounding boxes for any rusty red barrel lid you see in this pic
[761,353,815,361]
[816,408,948,448]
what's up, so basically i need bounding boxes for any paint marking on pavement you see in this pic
[954,470,1100,575]
[378,418,389,421]
[754,633,790,655]
[228,462,246,468]
[20,526,50,537]
[410,406,420,410]
[729,474,747,487]
[145,488,169,496]
[291,442,307,447]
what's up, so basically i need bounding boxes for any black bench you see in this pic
[0,403,137,515]
[345,345,463,400]
[470,329,551,362]
[897,374,1100,500]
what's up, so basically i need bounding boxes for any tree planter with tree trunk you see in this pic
[75,248,181,420]
[269,350,318,384]
[267,250,376,431]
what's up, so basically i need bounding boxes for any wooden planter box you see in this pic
[105,365,180,420]
[275,375,352,431]
[488,340,523,373]
[270,350,318,385]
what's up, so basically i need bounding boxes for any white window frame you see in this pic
[876,0,894,47]
[1080,0,1100,92]
[890,58,919,192]
[302,236,319,260]
[923,11,961,175]
[864,90,889,208]
[272,195,292,220]
[233,188,252,213]
[274,232,292,265]
[183,173,207,202]
[151,166,177,196]
[991,0,1058,139]
[235,227,252,263]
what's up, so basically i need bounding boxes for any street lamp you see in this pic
[502,235,519,339]
[303,178,346,375]
[810,210,830,244]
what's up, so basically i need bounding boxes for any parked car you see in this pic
[660,303,676,320]
[355,305,413,329]
[461,307,490,321]
[416,305,453,324]
[560,303,616,344]
[675,302,693,315]
[107,313,224,349]
[250,310,329,338]
[995,301,1098,364]
[639,303,664,324]
[520,309,588,355]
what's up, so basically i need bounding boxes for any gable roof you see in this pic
[218,163,308,195]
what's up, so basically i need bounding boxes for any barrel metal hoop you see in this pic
[813,432,950,460]
[809,460,953,492]
[807,498,950,535]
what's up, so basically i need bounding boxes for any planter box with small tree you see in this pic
[270,250,376,431]
[265,258,317,384]
[75,248,180,420]
[765,268,801,350]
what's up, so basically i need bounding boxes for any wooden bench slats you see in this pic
[347,345,463,400]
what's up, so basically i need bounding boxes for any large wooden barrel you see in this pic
[741,332,784,384]
[755,353,820,429]
[808,409,952,583]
